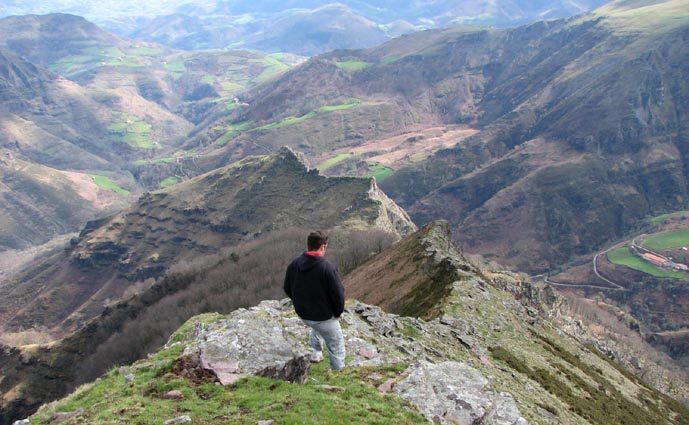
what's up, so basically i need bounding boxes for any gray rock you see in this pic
[394,361,527,425]
[159,390,185,400]
[169,299,526,423]
[164,416,192,424]
[50,408,85,423]
[186,300,312,384]
[12,420,30,425]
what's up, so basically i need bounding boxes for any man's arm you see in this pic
[283,263,293,299]
[326,265,345,318]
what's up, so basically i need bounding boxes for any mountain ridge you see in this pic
[14,220,689,424]
[0,1,610,54]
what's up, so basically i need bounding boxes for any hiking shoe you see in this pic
[310,350,324,363]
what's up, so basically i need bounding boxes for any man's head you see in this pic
[307,230,328,251]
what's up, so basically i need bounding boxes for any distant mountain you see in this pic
[0,13,301,251]
[0,1,609,54]
[188,0,689,276]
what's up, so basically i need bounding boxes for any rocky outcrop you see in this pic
[367,178,417,237]
[183,299,312,384]
[165,298,528,424]
[394,361,526,425]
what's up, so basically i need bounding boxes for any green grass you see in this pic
[318,153,353,171]
[255,99,363,131]
[217,122,252,146]
[91,175,130,195]
[319,98,361,112]
[221,81,246,93]
[108,112,155,149]
[134,157,175,166]
[253,55,292,83]
[607,247,685,278]
[644,229,689,251]
[159,176,180,188]
[255,112,317,131]
[30,347,424,425]
[650,211,689,224]
[335,61,373,71]
[366,163,394,181]
[164,60,186,79]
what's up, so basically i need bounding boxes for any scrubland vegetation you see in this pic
[74,228,396,384]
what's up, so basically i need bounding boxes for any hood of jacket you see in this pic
[296,252,324,272]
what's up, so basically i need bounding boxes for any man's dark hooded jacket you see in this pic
[284,253,345,321]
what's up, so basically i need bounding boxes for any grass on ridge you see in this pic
[650,211,689,224]
[91,175,130,195]
[318,153,353,171]
[29,339,423,425]
[335,61,373,71]
[255,99,362,131]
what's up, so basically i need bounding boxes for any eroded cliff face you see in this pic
[366,177,417,237]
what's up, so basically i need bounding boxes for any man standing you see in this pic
[284,230,346,371]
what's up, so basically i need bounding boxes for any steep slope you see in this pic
[0,48,135,250]
[0,147,414,337]
[0,147,415,423]
[186,0,689,275]
[14,221,689,424]
[347,219,470,319]
[382,0,689,273]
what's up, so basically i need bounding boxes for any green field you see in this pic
[607,247,686,279]
[164,60,186,79]
[253,55,292,83]
[255,112,317,131]
[367,163,394,181]
[644,229,689,251]
[318,153,353,171]
[159,176,180,188]
[108,112,155,149]
[91,175,130,195]
[217,122,252,146]
[255,99,363,131]
[319,98,361,112]
[335,60,373,71]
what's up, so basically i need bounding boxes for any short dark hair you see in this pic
[307,230,328,251]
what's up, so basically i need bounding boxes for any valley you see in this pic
[546,211,689,365]
[2,0,689,423]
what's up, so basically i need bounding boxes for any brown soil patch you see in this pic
[170,353,218,386]
[57,170,122,210]
[320,124,478,169]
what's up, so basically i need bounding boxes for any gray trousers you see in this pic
[302,317,346,370]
